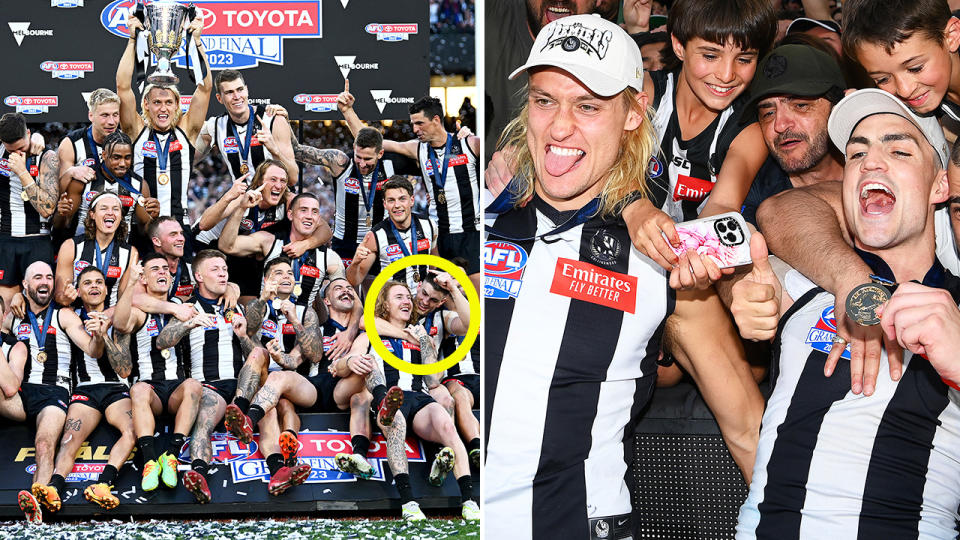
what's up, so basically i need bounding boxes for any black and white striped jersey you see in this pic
[71,234,132,308]
[62,126,103,171]
[204,107,275,181]
[187,296,244,382]
[331,158,392,245]
[13,307,72,390]
[648,69,751,222]
[368,337,426,393]
[168,259,195,301]
[131,312,183,383]
[71,309,124,387]
[417,136,479,235]
[370,215,435,291]
[263,236,343,308]
[737,264,960,540]
[257,303,306,372]
[133,127,193,225]
[194,201,286,246]
[420,307,475,376]
[318,317,348,378]
[74,167,145,243]
[485,196,673,539]
[0,147,49,237]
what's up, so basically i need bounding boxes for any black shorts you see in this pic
[398,390,435,425]
[305,372,340,412]
[71,383,130,413]
[144,379,188,409]
[0,235,55,286]
[442,374,479,406]
[202,379,238,404]
[438,230,480,274]
[19,383,69,419]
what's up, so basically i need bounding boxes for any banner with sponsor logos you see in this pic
[1,0,429,122]
[0,411,477,516]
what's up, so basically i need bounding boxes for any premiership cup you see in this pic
[145,0,189,85]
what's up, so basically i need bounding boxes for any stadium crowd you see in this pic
[486,0,960,538]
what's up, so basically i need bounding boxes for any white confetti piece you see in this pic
[236,491,246,496]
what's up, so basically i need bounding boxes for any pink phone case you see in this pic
[667,212,752,269]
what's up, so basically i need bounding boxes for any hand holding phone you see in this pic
[667,212,752,269]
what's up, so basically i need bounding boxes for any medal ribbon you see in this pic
[291,249,311,301]
[427,134,452,195]
[389,219,419,257]
[168,261,183,300]
[85,127,102,171]
[151,131,172,174]
[230,106,256,167]
[94,239,116,275]
[484,196,601,242]
[102,166,142,197]
[358,165,382,217]
[386,337,405,358]
[27,307,54,353]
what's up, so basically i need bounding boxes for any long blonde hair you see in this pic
[497,86,659,217]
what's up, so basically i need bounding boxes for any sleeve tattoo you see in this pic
[157,319,193,349]
[293,144,349,171]
[418,333,441,389]
[244,299,267,338]
[294,308,321,363]
[29,151,59,216]
[105,332,133,379]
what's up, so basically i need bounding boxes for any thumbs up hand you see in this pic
[730,232,782,341]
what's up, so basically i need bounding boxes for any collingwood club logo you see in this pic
[370,90,414,114]
[590,229,621,266]
[541,21,612,59]
[8,23,54,46]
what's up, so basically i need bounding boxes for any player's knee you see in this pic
[182,378,202,397]
[350,391,372,410]
[36,437,56,456]
[130,382,151,402]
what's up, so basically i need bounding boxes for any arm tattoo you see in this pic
[274,351,300,370]
[384,413,409,476]
[365,363,386,392]
[244,299,267,338]
[293,144,349,171]
[105,332,132,379]
[418,334,441,389]
[157,319,193,350]
[30,151,59,217]
[238,334,258,358]
[295,308,321,364]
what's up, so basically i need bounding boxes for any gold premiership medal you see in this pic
[437,191,446,205]
[293,284,303,297]
[158,172,169,185]
[137,195,147,207]
[20,189,29,202]
[413,270,421,282]
[271,299,281,309]
[161,349,171,359]
[224,309,235,322]
[845,283,891,326]
[240,163,249,175]
[37,351,47,363]
[365,214,372,228]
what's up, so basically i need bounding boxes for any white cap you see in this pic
[786,17,841,36]
[509,14,643,97]
[827,88,949,168]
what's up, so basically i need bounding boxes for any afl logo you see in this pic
[262,320,279,333]
[17,324,31,337]
[648,156,663,179]
[484,241,527,276]
[74,260,91,273]
[85,191,98,202]
[82,158,95,167]
[820,306,837,331]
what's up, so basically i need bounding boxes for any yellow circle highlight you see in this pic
[363,254,480,376]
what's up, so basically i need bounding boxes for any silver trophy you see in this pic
[145,0,189,85]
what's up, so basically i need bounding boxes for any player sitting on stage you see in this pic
[224,271,373,484]
[352,280,479,521]
[33,266,134,511]
[112,253,203,492]
[7,262,105,521]
[155,249,267,503]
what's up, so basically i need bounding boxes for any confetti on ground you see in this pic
[0,517,479,539]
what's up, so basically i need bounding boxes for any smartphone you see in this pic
[667,212,752,269]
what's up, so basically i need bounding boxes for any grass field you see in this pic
[0,517,480,539]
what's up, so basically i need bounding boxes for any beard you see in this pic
[771,129,830,174]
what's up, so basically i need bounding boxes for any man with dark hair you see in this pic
[738,44,847,227]
[340,88,481,293]
[290,122,420,265]
[0,113,61,312]
[155,249,267,503]
[196,69,298,184]
[53,130,161,241]
[346,177,438,291]
[112,253,202,493]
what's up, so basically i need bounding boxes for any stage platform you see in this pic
[0,411,480,518]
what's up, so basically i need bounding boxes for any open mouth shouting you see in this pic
[859,181,896,216]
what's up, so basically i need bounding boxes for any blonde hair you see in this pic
[87,88,121,113]
[140,84,183,129]
[250,159,290,200]
[497,86,659,217]
[374,281,420,323]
